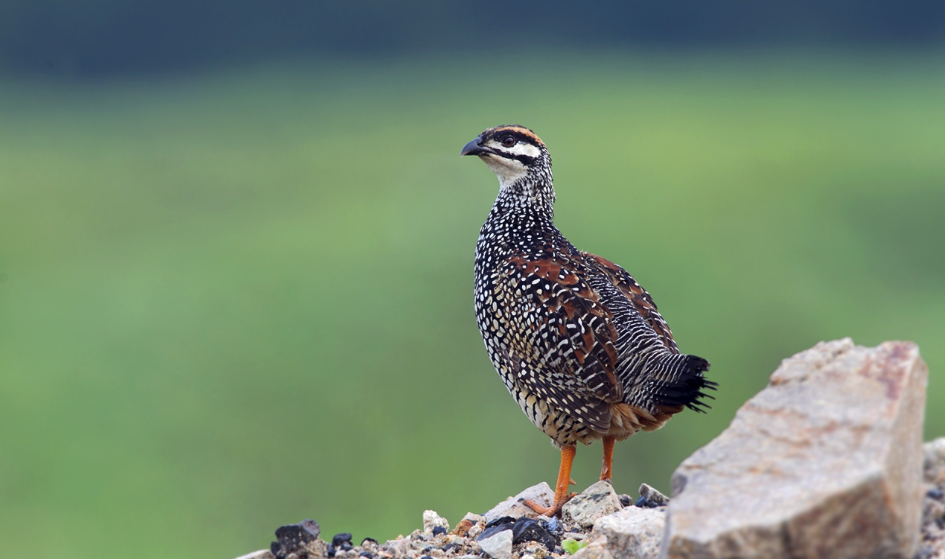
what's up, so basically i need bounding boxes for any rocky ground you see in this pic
[236,480,668,559]
[234,340,942,559]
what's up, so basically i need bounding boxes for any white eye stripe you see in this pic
[484,140,541,159]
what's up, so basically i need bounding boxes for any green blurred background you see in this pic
[1,3,944,558]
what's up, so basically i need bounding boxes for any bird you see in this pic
[462,125,716,516]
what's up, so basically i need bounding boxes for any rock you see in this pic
[562,481,623,529]
[590,506,664,559]
[570,538,614,559]
[271,519,322,559]
[665,339,928,559]
[925,438,945,484]
[511,517,557,550]
[422,510,449,535]
[478,529,514,559]
[451,512,483,537]
[638,484,669,507]
[484,482,555,523]
[382,538,411,559]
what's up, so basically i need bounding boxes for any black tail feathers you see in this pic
[652,354,717,413]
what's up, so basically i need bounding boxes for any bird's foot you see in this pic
[522,493,578,517]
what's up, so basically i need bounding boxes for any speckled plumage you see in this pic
[465,125,715,452]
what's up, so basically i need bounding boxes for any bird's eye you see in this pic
[502,136,516,147]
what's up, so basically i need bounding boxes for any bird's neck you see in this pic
[492,170,556,223]
[478,172,557,258]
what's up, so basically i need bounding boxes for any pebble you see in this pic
[478,529,514,559]
[332,533,354,547]
[422,511,450,535]
[510,518,556,551]
[637,484,669,506]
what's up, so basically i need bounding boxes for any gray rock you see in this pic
[483,482,554,523]
[639,484,669,507]
[664,339,928,559]
[591,506,665,559]
[563,481,623,529]
[478,529,514,559]
[571,538,614,559]
[422,510,449,534]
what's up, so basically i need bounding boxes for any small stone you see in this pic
[540,516,562,536]
[617,495,632,508]
[511,517,557,551]
[451,513,483,537]
[359,553,373,559]
[591,506,665,559]
[466,522,484,540]
[638,484,668,506]
[446,534,467,547]
[562,481,623,529]
[384,538,411,559]
[633,497,656,509]
[478,529,514,559]
[361,538,379,551]
[569,539,613,559]
[484,482,555,523]
[423,510,450,535]
[332,533,353,547]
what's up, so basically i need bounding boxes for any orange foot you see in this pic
[521,446,578,517]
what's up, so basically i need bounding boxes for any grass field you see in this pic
[1,51,943,558]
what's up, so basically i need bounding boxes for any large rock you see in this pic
[664,339,928,559]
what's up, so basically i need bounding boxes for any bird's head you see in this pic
[461,125,551,191]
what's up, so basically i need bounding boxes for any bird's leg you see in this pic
[600,435,615,483]
[523,445,578,517]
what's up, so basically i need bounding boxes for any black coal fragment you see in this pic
[635,496,658,508]
[618,494,632,507]
[432,526,447,536]
[442,543,462,553]
[341,543,353,551]
[484,515,516,528]
[540,516,563,537]
[332,533,354,547]
[927,487,944,500]
[511,517,556,551]
[272,519,321,559]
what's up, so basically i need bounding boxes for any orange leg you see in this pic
[523,445,578,517]
[600,435,615,483]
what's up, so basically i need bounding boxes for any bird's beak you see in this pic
[460,136,489,157]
